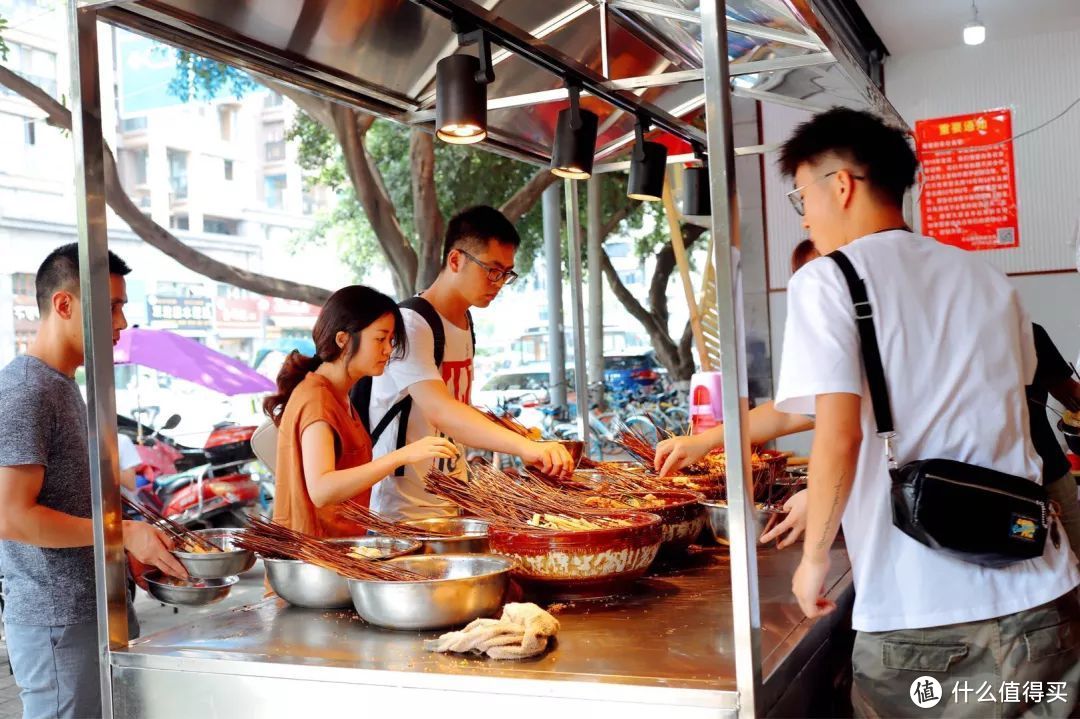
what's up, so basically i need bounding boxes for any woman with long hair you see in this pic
[263,285,456,537]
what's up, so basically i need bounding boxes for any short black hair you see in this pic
[441,205,521,266]
[36,243,132,314]
[778,107,917,207]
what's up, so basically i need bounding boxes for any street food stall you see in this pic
[67,1,904,717]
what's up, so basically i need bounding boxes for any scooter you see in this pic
[131,422,263,529]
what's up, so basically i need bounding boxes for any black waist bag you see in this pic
[830,250,1049,568]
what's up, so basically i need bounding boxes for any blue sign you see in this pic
[116,30,239,117]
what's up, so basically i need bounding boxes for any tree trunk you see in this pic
[410,129,444,290]
[0,65,331,305]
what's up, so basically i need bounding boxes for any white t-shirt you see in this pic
[117,434,141,471]
[775,230,1079,632]
[368,306,474,521]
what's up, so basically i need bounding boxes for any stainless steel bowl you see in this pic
[400,517,490,554]
[265,537,421,609]
[348,554,511,630]
[143,571,237,607]
[703,501,785,546]
[173,528,256,579]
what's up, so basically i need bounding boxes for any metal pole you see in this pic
[599,0,610,78]
[586,175,605,412]
[69,3,126,717]
[543,184,567,409]
[564,181,591,456]
[700,1,762,717]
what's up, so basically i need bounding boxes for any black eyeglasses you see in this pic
[785,170,866,216]
[458,249,519,285]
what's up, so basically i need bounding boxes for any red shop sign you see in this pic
[914,108,1019,251]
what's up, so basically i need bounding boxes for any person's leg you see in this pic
[5,622,61,719]
[999,589,1080,718]
[851,618,1001,718]
[1046,473,1080,562]
[49,623,101,719]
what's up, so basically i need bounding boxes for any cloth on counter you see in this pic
[424,602,559,659]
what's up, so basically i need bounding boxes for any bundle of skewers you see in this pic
[234,515,423,581]
[122,496,220,553]
[481,408,538,439]
[425,464,636,532]
[336,502,456,539]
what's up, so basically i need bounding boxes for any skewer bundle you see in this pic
[481,409,533,437]
[337,502,455,539]
[122,496,219,553]
[235,516,423,581]
[424,465,631,531]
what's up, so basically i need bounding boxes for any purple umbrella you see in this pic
[114,328,275,396]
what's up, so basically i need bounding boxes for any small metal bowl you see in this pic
[265,537,421,610]
[400,517,490,554]
[172,528,256,579]
[703,501,786,546]
[144,571,237,607]
[348,554,512,631]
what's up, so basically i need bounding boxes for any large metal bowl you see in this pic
[703,501,786,546]
[347,554,511,630]
[172,528,256,579]
[400,517,490,554]
[265,537,421,609]
[143,571,237,607]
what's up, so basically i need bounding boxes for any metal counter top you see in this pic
[114,544,851,715]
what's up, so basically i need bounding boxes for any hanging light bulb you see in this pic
[683,150,710,216]
[963,1,985,45]
[551,85,599,179]
[627,119,667,201]
[436,30,494,144]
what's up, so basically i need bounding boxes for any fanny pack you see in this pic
[829,250,1050,568]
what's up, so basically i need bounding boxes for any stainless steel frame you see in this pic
[65,1,901,716]
[564,181,592,455]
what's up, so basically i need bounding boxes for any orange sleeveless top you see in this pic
[272,373,371,538]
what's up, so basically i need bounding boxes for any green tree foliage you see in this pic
[167,50,260,102]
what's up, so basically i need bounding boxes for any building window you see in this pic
[606,241,631,258]
[12,272,35,297]
[223,159,234,181]
[121,116,147,133]
[264,121,286,162]
[264,91,284,108]
[264,174,286,210]
[169,214,189,231]
[130,147,148,185]
[618,269,643,286]
[23,119,35,146]
[167,148,188,200]
[203,216,239,235]
[0,43,58,98]
[218,105,238,141]
[302,188,316,215]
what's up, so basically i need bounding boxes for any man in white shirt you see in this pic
[364,206,574,521]
[774,108,1077,716]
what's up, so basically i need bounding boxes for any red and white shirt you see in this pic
[369,307,473,520]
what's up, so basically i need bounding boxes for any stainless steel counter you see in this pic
[112,546,852,719]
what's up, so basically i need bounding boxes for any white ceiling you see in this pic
[856,0,1080,56]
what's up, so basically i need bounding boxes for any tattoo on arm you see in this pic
[816,471,846,552]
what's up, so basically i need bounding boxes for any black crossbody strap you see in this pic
[827,250,895,435]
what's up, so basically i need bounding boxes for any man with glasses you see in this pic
[362,205,574,520]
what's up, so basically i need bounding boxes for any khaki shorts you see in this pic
[852,589,1080,718]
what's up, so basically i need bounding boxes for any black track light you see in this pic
[627,119,667,201]
[683,148,710,216]
[436,29,494,145]
[551,85,598,179]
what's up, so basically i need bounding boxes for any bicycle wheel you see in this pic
[623,415,660,445]
[663,407,690,434]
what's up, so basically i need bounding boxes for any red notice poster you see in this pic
[914,108,1019,251]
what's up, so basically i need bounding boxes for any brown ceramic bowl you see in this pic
[620,491,706,555]
[488,512,662,601]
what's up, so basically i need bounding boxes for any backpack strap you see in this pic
[401,295,446,366]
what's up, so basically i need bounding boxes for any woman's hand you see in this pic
[654,434,714,477]
[400,436,459,465]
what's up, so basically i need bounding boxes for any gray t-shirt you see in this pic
[0,355,97,625]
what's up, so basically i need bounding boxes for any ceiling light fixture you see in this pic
[963,1,986,46]
[436,28,494,144]
[682,145,710,216]
[551,84,599,179]
[627,119,667,201]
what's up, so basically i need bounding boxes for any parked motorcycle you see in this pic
[128,422,264,530]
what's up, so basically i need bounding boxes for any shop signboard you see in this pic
[914,108,1019,251]
[147,295,213,331]
[216,298,263,331]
